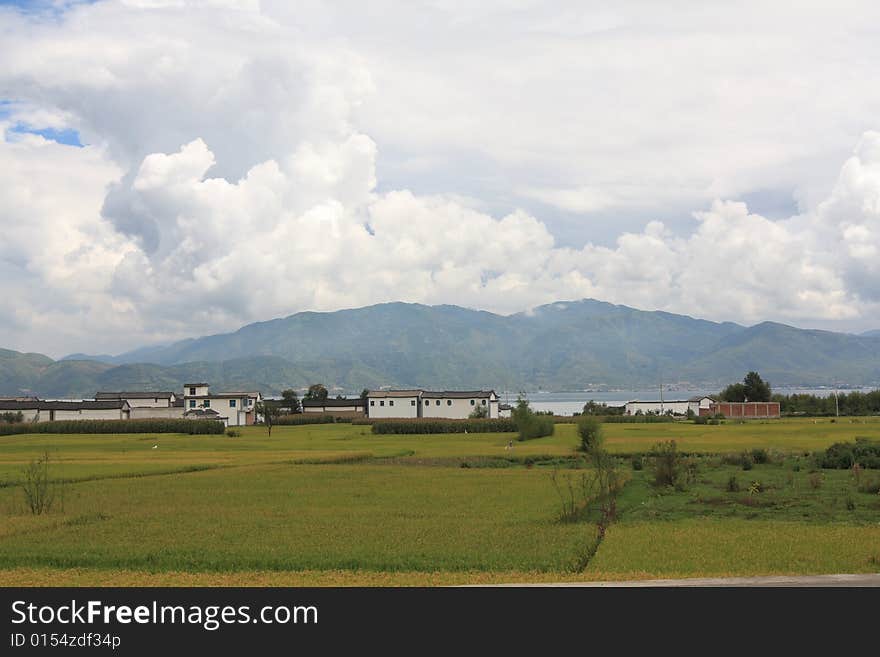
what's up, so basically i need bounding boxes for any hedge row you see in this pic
[516,414,555,441]
[369,418,518,434]
[600,414,678,423]
[273,414,354,426]
[0,419,225,435]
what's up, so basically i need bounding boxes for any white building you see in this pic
[0,399,131,422]
[366,390,499,419]
[182,383,261,426]
[95,391,184,420]
[624,396,715,416]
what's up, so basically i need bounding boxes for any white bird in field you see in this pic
[152,444,158,449]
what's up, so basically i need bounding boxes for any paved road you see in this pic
[490,573,880,587]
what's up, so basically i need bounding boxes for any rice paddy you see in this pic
[1,417,878,586]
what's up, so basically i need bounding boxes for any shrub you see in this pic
[21,451,57,515]
[468,405,489,419]
[1,411,24,424]
[815,439,880,469]
[857,478,880,494]
[370,418,517,434]
[576,416,603,453]
[726,475,740,492]
[650,440,682,488]
[631,455,644,471]
[0,418,224,435]
[693,415,708,425]
[808,472,823,489]
[512,398,555,441]
[750,448,769,464]
[741,454,754,471]
[517,415,555,441]
[274,414,353,426]
[602,414,676,424]
[226,428,241,437]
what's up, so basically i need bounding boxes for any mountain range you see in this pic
[3,299,880,398]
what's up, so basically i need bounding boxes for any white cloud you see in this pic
[0,0,879,357]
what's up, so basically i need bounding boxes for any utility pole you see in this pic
[659,370,664,415]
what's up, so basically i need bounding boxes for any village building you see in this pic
[181,383,261,426]
[94,391,184,419]
[0,399,131,422]
[366,389,499,419]
[624,395,715,416]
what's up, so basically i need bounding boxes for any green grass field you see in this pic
[1,418,879,585]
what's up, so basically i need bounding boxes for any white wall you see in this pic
[124,397,173,408]
[52,408,128,421]
[367,396,419,418]
[687,397,714,415]
[421,396,495,419]
[3,408,41,422]
[130,407,184,420]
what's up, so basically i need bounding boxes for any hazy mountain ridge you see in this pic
[3,299,878,397]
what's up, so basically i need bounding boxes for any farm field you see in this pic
[1,418,879,586]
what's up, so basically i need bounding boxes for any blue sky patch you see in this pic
[9,122,84,147]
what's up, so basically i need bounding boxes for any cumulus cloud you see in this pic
[0,0,879,357]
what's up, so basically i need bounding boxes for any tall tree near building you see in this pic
[281,389,301,413]
[304,384,329,401]
[255,401,280,436]
[719,372,771,402]
[742,371,772,402]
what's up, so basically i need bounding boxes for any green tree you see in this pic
[255,401,281,436]
[576,415,603,453]
[742,371,771,402]
[511,396,554,441]
[281,389,301,413]
[469,404,489,419]
[360,389,370,401]
[719,382,746,402]
[304,384,329,401]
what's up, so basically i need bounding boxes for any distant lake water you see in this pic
[510,387,877,416]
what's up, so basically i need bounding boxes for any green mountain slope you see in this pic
[12,299,880,396]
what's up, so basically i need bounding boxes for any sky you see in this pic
[2,0,880,357]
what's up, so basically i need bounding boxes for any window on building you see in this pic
[436,400,440,406]
[189,400,196,408]
[481,399,486,405]
[189,387,196,396]
[370,400,375,407]
[389,400,394,406]
[425,400,429,406]
[229,399,236,408]
[204,400,210,408]
[470,399,475,405]
[410,400,416,406]
[380,400,385,407]
[447,400,452,406]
